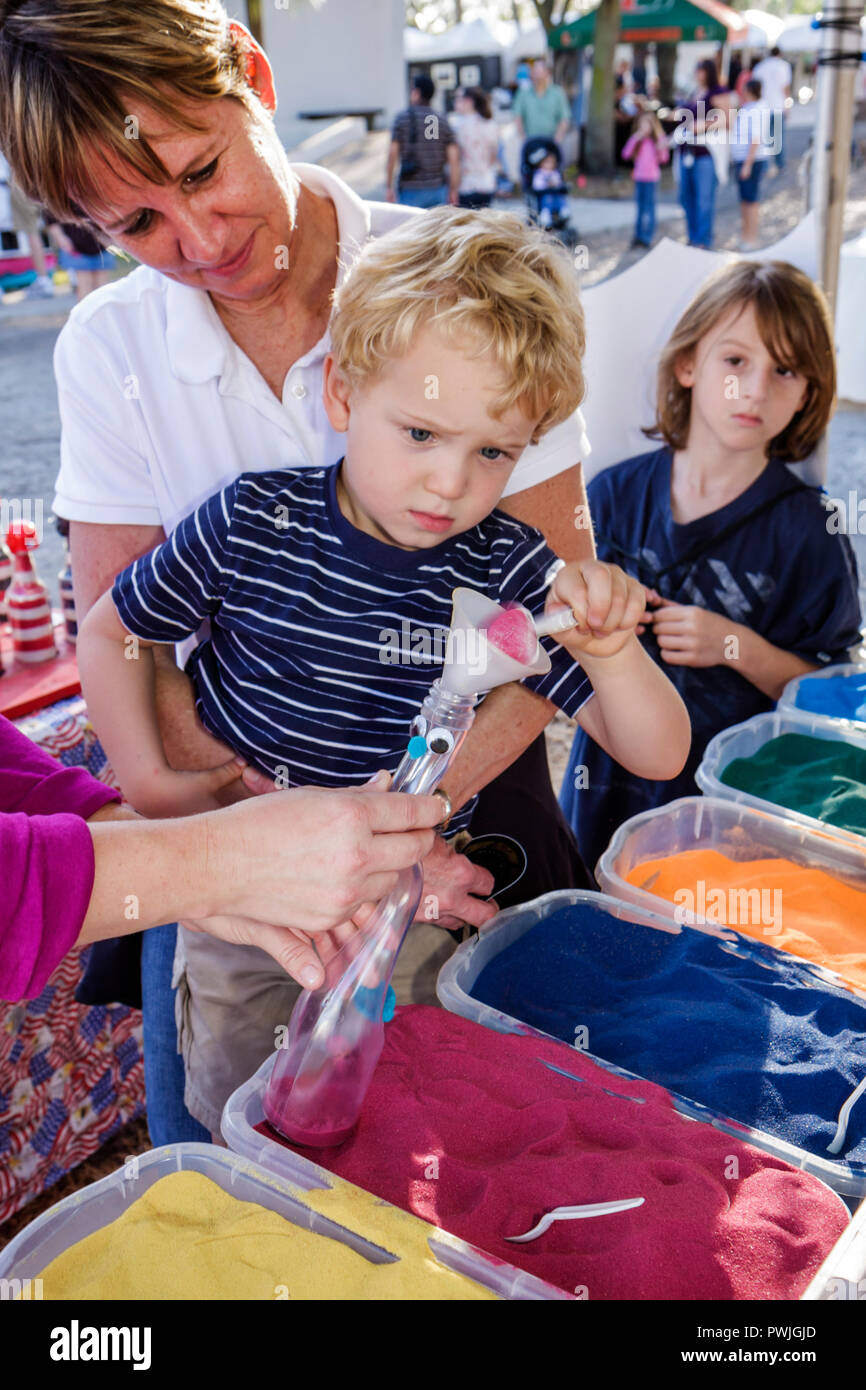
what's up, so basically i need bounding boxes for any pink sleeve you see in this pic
[0,811,97,1000]
[657,139,670,164]
[622,134,638,160]
[0,714,120,821]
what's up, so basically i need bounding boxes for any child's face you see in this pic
[541,155,557,171]
[323,326,540,550]
[675,303,809,455]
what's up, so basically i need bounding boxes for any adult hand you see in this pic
[385,187,397,203]
[184,908,369,990]
[648,599,732,667]
[417,832,497,931]
[448,187,459,206]
[201,781,441,934]
[237,768,497,928]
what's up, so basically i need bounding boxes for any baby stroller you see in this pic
[520,136,579,249]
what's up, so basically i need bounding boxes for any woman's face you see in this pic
[84,94,296,302]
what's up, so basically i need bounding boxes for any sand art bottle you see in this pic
[263,587,560,1147]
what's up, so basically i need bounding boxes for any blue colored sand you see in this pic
[471,904,866,1166]
[794,670,866,722]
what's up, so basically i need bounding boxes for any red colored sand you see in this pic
[485,608,537,664]
[258,1006,848,1300]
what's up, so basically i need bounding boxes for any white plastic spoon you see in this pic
[505,1197,645,1243]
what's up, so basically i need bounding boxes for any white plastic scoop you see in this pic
[505,1197,646,1243]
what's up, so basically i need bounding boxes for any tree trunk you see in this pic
[583,0,620,175]
[655,40,678,107]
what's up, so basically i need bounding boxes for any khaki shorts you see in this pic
[173,920,455,1137]
[173,927,303,1136]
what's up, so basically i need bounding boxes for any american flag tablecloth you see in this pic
[0,696,145,1224]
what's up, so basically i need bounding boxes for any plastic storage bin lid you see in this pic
[802,1195,866,1300]
[436,887,866,1199]
[595,794,866,997]
[219,1079,571,1301]
[778,662,866,726]
[696,708,866,851]
[0,1141,568,1299]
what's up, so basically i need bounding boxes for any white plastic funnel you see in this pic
[440,587,552,696]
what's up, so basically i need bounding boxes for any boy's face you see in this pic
[675,302,809,455]
[541,155,556,170]
[324,325,540,551]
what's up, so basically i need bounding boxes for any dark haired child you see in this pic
[561,259,863,873]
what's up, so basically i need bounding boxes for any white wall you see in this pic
[260,0,406,145]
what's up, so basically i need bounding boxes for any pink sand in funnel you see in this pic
[485,607,537,664]
[257,1006,848,1300]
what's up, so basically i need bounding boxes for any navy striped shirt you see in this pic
[112,464,593,834]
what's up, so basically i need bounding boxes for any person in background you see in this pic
[0,712,442,1003]
[752,46,792,174]
[735,59,754,104]
[622,104,670,249]
[674,58,732,249]
[731,79,773,252]
[560,260,862,873]
[44,217,119,301]
[386,73,459,209]
[512,59,571,155]
[0,152,53,298]
[452,87,499,210]
[531,150,569,228]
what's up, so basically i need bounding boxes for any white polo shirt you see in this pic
[751,56,792,112]
[53,163,590,536]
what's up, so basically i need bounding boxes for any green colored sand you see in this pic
[720,732,866,835]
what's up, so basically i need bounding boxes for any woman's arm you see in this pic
[0,783,443,1002]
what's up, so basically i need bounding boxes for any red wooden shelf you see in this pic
[0,614,81,719]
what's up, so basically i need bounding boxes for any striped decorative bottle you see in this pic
[0,536,11,626]
[6,520,58,663]
[55,516,77,644]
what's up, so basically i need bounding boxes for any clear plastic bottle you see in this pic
[263,682,477,1146]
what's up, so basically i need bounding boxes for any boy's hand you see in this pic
[648,599,732,667]
[132,756,248,818]
[547,560,647,661]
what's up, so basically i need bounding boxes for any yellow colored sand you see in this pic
[36,1170,497,1300]
[625,848,866,990]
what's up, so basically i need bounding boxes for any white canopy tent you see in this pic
[729,9,786,50]
[404,17,510,62]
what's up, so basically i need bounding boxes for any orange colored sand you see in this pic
[624,848,866,991]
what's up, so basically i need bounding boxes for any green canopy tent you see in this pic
[550,0,748,48]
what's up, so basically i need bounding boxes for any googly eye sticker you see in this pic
[428,727,455,756]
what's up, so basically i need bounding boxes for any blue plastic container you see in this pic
[437,890,866,1198]
[778,662,866,728]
